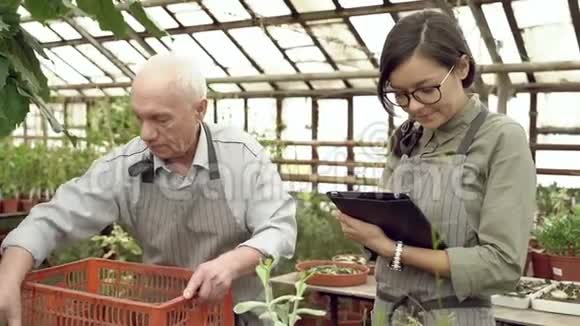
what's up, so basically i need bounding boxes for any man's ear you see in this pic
[194,99,208,120]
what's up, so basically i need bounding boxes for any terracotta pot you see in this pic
[20,198,38,212]
[549,255,580,281]
[531,251,553,279]
[2,199,21,213]
[298,311,364,326]
[295,260,369,287]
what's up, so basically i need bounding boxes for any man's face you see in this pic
[131,78,207,160]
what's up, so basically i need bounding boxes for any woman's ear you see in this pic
[456,54,470,81]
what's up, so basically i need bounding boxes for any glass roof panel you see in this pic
[75,44,123,77]
[82,89,106,97]
[308,23,368,62]
[103,88,128,96]
[289,0,336,12]
[454,6,493,65]
[241,83,274,91]
[57,90,81,97]
[201,0,251,22]
[482,3,522,63]
[193,30,254,69]
[285,46,326,63]
[339,0,383,8]
[144,7,179,29]
[310,80,347,89]
[129,40,152,58]
[276,81,310,90]
[210,83,242,92]
[267,25,313,48]
[296,62,334,73]
[512,0,570,28]
[41,50,88,84]
[522,23,580,61]
[166,2,213,26]
[244,0,291,17]
[21,22,61,42]
[349,14,396,60]
[229,27,296,74]
[41,66,66,86]
[74,17,113,37]
[348,78,376,88]
[121,11,145,32]
[90,76,113,84]
[102,40,148,73]
[48,22,81,40]
[51,46,104,78]
[145,37,170,53]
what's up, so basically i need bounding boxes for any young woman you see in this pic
[337,10,536,325]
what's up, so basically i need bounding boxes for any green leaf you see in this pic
[21,28,48,59]
[0,29,49,99]
[269,294,300,306]
[258,311,278,321]
[233,301,268,314]
[0,0,21,13]
[0,55,8,89]
[295,308,327,317]
[0,78,30,138]
[128,1,165,38]
[255,263,270,289]
[0,12,21,40]
[77,0,127,38]
[23,0,70,23]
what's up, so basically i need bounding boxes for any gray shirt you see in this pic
[1,123,297,266]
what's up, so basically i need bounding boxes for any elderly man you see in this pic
[0,53,297,326]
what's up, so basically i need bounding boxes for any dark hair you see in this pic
[377,10,476,115]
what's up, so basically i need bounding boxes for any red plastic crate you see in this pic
[21,258,234,326]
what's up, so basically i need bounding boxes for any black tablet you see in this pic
[327,191,447,250]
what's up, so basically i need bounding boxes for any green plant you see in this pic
[536,183,575,221]
[233,257,326,326]
[49,224,143,266]
[0,0,165,139]
[87,97,140,150]
[275,192,365,275]
[535,212,580,256]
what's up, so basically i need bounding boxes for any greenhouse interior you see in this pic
[1,0,580,325]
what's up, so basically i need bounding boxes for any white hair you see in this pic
[137,52,207,100]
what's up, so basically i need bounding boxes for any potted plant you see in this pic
[535,206,580,281]
[531,184,577,279]
[295,260,369,287]
[234,257,326,326]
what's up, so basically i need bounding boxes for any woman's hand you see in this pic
[337,212,395,258]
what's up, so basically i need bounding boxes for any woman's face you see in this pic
[387,52,470,129]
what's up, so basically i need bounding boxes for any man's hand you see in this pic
[182,255,235,303]
[0,281,22,326]
[0,247,34,326]
[182,246,262,303]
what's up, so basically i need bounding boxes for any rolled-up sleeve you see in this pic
[1,156,127,267]
[238,149,297,260]
[446,122,536,300]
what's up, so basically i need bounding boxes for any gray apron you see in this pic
[373,110,495,326]
[125,122,264,326]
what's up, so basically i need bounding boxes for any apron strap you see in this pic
[456,108,488,155]
[202,122,220,180]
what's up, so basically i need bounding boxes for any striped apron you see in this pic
[125,122,264,326]
[372,110,495,326]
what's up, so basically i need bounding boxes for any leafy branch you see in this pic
[0,0,165,140]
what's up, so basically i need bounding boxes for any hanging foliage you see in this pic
[0,0,166,138]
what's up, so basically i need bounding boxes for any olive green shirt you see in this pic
[382,95,536,300]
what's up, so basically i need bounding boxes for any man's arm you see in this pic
[0,150,130,267]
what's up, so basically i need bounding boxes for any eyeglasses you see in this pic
[383,65,455,108]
